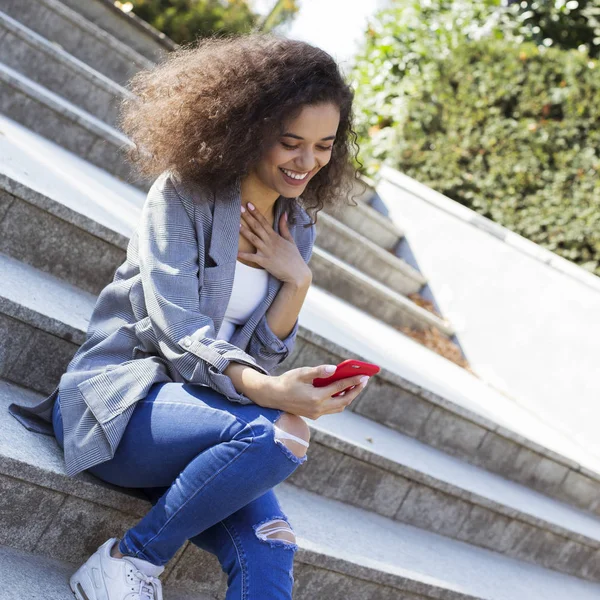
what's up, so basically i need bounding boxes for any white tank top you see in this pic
[215,260,270,342]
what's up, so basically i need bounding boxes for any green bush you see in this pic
[127,0,259,44]
[507,0,600,59]
[126,0,299,44]
[351,36,600,275]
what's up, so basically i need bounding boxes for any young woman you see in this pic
[27,32,368,600]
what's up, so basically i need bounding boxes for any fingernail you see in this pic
[241,205,246,212]
[359,376,369,384]
[323,365,336,373]
[285,212,288,221]
[247,202,255,210]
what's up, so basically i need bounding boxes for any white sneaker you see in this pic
[69,537,165,600]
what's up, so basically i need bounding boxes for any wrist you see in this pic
[248,373,279,409]
[285,272,312,290]
[223,361,278,408]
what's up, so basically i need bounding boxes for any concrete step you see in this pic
[2,381,600,599]
[377,163,600,480]
[0,251,600,577]
[7,369,600,582]
[58,0,176,63]
[310,245,454,335]
[297,285,600,517]
[327,178,404,251]
[0,112,445,337]
[0,64,137,186]
[316,210,426,296]
[306,409,600,581]
[1,0,154,85]
[0,11,135,128]
[2,122,599,519]
[2,245,600,540]
[0,543,209,600]
[1,123,599,520]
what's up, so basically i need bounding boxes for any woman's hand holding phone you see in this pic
[312,359,380,397]
[258,359,380,420]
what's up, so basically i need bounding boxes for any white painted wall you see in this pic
[377,165,600,455]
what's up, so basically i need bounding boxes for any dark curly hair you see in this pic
[117,31,364,227]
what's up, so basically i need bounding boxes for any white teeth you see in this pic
[280,167,308,180]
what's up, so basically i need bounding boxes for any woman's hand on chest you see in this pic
[238,203,312,287]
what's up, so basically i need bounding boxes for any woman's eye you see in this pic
[281,142,333,151]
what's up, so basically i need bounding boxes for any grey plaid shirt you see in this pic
[8,171,316,478]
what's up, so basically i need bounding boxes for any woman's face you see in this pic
[253,102,341,197]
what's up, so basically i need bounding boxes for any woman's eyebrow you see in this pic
[281,133,336,141]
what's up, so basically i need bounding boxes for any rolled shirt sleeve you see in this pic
[137,172,269,404]
[246,313,300,373]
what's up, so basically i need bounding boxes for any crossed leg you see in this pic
[138,413,310,598]
[82,382,312,594]
[189,487,301,599]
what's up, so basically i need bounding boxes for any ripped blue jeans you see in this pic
[52,381,308,599]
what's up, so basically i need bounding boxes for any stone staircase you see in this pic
[1,2,599,598]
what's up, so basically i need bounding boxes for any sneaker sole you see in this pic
[69,563,97,600]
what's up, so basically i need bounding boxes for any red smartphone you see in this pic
[312,359,380,397]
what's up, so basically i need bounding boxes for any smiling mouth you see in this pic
[279,167,312,183]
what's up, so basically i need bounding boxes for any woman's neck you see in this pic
[240,171,279,221]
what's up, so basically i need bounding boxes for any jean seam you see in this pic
[137,399,262,443]
[133,420,257,557]
[136,400,283,432]
[136,400,234,410]
[221,519,249,600]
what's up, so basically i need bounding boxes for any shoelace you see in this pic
[133,569,163,600]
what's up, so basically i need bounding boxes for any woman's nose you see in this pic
[295,153,316,172]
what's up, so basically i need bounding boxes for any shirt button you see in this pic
[183,339,191,347]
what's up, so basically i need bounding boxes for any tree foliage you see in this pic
[506,0,600,58]
[125,0,299,44]
[350,1,600,275]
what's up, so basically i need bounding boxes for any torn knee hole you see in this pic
[255,519,296,545]
[273,414,310,458]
